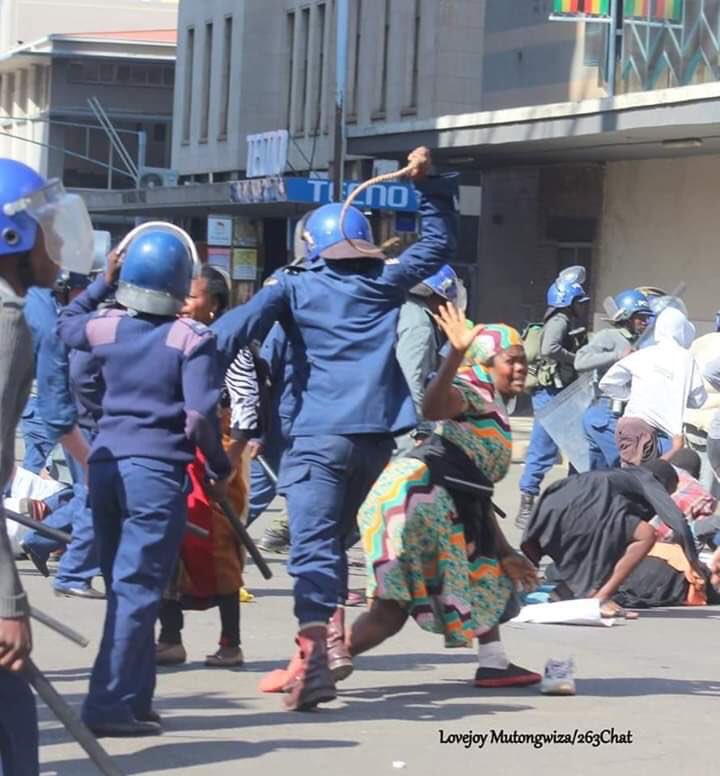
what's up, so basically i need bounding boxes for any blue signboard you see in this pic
[230,176,418,212]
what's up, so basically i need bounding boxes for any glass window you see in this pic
[116,65,131,82]
[100,63,115,82]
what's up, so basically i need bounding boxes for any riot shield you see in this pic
[534,372,595,473]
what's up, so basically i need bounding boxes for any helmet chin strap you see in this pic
[15,252,36,293]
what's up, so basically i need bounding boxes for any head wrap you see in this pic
[457,323,523,390]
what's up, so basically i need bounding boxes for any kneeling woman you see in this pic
[351,305,540,687]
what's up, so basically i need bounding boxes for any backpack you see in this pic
[521,323,545,392]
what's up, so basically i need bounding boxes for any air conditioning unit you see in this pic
[138,167,178,189]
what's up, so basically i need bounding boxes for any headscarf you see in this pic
[457,323,523,389]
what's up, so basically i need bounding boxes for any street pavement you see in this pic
[18,461,720,776]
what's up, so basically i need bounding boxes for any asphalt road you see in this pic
[18,462,720,776]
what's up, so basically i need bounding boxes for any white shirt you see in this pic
[599,307,706,436]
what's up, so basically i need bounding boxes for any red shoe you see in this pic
[258,650,303,693]
[473,663,542,688]
[283,626,336,711]
[327,608,353,683]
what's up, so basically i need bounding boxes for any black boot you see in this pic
[515,493,534,529]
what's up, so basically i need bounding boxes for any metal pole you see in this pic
[332,0,349,202]
[607,0,620,97]
[137,128,147,174]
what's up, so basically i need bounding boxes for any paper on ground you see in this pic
[512,598,616,627]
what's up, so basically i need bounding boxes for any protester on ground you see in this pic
[394,264,456,455]
[213,146,457,711]
[520,462,700,617]
[58,229,231,737]
[516,268,589,527]
[575,289,653,469]
[351,304,541,687]
[157,265,252,669]
[599,306,705,467]
[0,157,95,775]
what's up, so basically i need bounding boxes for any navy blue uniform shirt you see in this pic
[213,174,458,436]
[57,277,231,481]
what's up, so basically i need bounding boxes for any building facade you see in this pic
[78,0,720,328]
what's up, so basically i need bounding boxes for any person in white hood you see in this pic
[599,307,706,466]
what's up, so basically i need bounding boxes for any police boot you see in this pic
[326,607,353,683]
[283,625,336,711]
[515,493,534,529]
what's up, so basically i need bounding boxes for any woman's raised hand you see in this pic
[433,303,483,355]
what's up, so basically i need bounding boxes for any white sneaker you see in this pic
[541,658,576,696]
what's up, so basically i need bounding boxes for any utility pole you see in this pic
[608,0,620,97]
[332,0,349,202]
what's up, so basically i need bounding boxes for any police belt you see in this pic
[405,434,504,556]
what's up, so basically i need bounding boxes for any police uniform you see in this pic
[58,234,230,732]
[213,174,458,628]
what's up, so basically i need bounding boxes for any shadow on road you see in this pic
[46,738,358,775]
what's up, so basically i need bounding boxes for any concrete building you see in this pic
[81,0,720,327]
[0,0,178,52]
[0,30,176,192]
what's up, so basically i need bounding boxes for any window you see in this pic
[153,123,167,143]
[374,0,390,117]
[100,62,115,82]
[131,66,148,85]
[182,27,195,143]
[296,7,310,134]
[404,0,421,113]
[117,65,131,83]
[32,65,46,111]
[286,11,295,128]
[348,0,362,120]
[163,66,175,86]
[219,15,233,139]
[200,22,213,142]
[18,70,28,119]
[3,74,15,125]
[313,3,326,135]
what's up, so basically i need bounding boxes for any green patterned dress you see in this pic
[358,333,516,647]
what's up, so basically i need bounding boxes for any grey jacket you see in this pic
[540,312,576,366]
[396,297,443,437]
[574,327,632,383]
[0,280,34,618]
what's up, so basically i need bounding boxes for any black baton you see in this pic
[217,498,273,580]
[5,509,71,544]
[24,659,125,776]
[256,455,279,486]
[30,606,90,648]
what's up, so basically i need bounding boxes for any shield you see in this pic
[535,372,596,473]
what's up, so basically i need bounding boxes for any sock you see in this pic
[477,641,510,670]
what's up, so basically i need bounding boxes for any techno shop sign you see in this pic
[229,175,418,213]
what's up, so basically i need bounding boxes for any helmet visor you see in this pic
[22,180,94,274]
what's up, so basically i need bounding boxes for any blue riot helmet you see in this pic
[411,264,458,303]
[302,202,381,259]
[546,266,590,308]
[605,288,652,324]
[0,158,94,273]
[115,226,196,316]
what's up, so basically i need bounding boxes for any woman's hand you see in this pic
[433,303,483,355]
[105,248,124,285]
[500,551,539,593]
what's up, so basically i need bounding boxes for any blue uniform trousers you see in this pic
[247,417,291,526]
[23,430,100,589]
[0,670,38,776]
[21,396,55,474]
[280,433,394,625]
[82,457,186,726]
[519,388,561,496]
[583,401,620,470]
